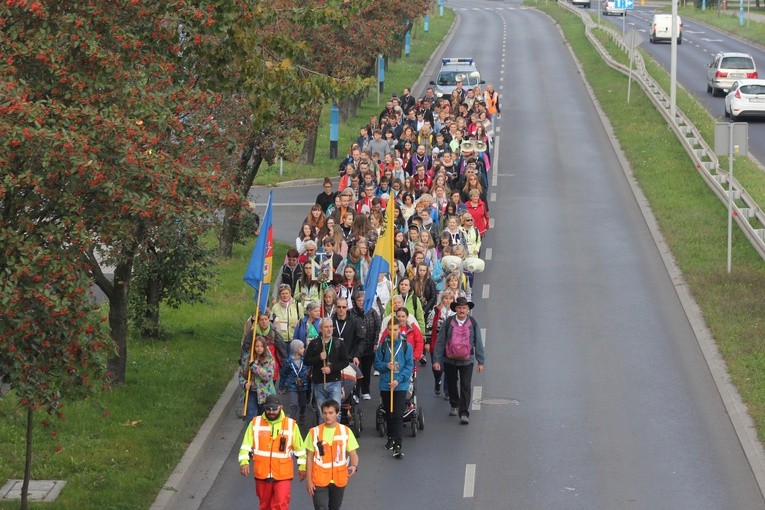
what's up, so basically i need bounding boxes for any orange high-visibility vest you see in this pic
[484,90,499,115]
[309,424,350,487]
[251,415,299,480]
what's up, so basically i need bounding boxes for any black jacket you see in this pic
[351,305,381,357]
[304,336,349,383]
[330,313,366,360]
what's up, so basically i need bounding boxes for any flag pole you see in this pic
[243,281,263,419]
[389,307,395,412]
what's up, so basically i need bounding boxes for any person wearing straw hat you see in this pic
[432,296,485,425]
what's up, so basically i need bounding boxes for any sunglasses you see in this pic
[336,305,347,309]
[264,405,280,412]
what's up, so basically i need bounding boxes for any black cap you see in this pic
[264,394,282,409]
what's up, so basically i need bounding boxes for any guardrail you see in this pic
[559,1,765,261]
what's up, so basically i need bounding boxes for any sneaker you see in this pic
[393,444,404,458]
[434,382,441,396]
[362,393,371,400]
[444,394,450,401]
[373,370,380,376]
[384,438,395,450]
[449,407,458,416]
[460,415,469,425]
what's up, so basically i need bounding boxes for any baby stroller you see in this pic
[376,371,425,438]
[340,364,363,437]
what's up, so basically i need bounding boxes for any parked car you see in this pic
[707,52,758,97]
[572,0,591,7]
[724,79,765,120]
[602,0,626,16]
[649,14,682,44]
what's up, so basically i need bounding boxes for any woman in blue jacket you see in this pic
[374,323,414,459]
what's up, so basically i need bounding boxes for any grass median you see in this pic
[527,0,765,441]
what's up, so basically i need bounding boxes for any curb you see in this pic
[548,5,765,499]
[150,374,240,510]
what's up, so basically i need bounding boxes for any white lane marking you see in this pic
[496,126,501,133]
[490,192,496,202]
[492,135,500,187]
[464,464,476,498]
[472,386,482,411]
[482,284,490,299]
[485,248,492,261]
[489,217,495,229]
[481,328,487,347]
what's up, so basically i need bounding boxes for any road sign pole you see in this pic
[727,122,734,273]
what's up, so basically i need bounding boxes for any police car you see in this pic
[429,58,485,99]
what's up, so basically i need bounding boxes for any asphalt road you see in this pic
[196,0,765,508]
[593,3,765,163]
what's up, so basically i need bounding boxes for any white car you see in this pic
[724,79,765,120]
[602,0,625,16]
[572,0,591,8]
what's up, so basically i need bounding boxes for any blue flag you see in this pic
[244,191,274,313]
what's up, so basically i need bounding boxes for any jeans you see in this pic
[444,363,474,417]
[313,381,342,423]
[311,483,345,510]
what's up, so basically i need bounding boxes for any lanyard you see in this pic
[323,338,333,357]
[387,341,402,360]
[291,359,303,376]
[334,319,347,340]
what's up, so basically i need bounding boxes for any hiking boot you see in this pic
[384,437,395,450]
[434,382,441,396]
[393,444,404,458]
[449,407,458,416]
[460,415,470,425]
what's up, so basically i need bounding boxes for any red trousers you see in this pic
[254,478,291,510]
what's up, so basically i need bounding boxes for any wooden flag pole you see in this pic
[243,281,263,420]
[389,305,395,413]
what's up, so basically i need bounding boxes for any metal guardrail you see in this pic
[560,1,765,261]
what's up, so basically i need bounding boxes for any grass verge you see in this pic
[0,241,287,510]
[527,0,765,442]
[253,9,456,185]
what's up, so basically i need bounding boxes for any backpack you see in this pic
[444,316,475,361]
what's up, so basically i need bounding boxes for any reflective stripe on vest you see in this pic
[251,416,296,480]
[310,424,349,487]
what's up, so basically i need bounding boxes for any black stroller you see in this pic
[375,371,425,437]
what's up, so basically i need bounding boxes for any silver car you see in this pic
[429,58,485,99]
[707,52,758,97]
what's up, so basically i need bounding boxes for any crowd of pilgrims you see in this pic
[239,83,497,421]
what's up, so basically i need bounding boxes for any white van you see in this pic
[649,14,682,44]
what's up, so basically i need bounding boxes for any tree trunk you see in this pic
[107,258,133,385]
[21,406,32,510]
[300,118,319,165]
[220,143,263,257]
[142,277,162,338]
[339,98,351,123]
